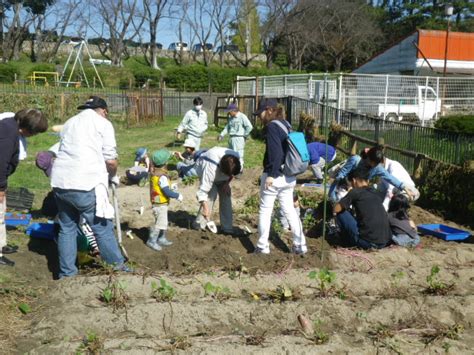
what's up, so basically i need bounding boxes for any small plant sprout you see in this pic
[425,265,454,295]
[308,268,336,296]
[76,330,104,354]
[302,212,317,232]
[151,278,176,302]
[99,276,129,312]
[267,285,301,303]
[312,319,329,344]
[182,175,198,186]
[203,282,231,301]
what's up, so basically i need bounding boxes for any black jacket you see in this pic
[262,119,290,178]
[0,116,20,191]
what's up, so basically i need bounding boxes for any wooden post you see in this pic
[350,138,357,156]
[60,93,65,120]
[413,154,423,179]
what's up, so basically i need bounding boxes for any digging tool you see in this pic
[206,219,218,234]
[111,183,129,260]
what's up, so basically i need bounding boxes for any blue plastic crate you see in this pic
[5,213,32,226]
[26,222,57,240]
[417,224,471,241]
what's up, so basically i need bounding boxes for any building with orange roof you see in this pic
[354,29,474,75]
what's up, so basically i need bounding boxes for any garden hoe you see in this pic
[111,183,129,260]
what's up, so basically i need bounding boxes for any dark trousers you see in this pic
[336,211,386,250]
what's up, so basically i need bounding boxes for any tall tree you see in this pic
[142,0,170,70]
[211,0,234,67]
[90,0,144,67]
[232,0,261,55]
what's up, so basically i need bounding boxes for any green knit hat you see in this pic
[151,149,171,166]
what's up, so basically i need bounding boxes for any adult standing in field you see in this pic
[51,96,126,278]
[193,147,241,234]
[307,140,337,183]
[0,109,48,266]
[217,103,253,167]
[176,97,208,150]
[254,98,307,255]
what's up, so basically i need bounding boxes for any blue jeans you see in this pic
[336,211,386,250]
[392,233,420,247]
[177,162,197,178]
[54,188,124,278]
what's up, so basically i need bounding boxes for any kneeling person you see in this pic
[333,167,391,249]
[148,149,183,251]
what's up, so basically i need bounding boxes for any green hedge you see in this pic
[0,56,299,92]
[0,63,17,83]
[434,115,474,135]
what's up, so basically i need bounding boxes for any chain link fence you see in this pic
[235,73,474,125]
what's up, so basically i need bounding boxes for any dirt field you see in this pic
[2,168,473,354]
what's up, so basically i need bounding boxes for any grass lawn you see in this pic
[8,115,266,207]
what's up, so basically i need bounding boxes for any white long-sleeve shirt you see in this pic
[51,109,117,191]
[195,147,239,202]
[382,158,415,196]
[177,109,208,137]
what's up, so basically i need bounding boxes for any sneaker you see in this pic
[114,264,134,273]
[0,256,15,266]
[2,245,18,254]
[146,241,162,251]
[157,237,173,246]
[254,247,270,255]
[292,245,307,255]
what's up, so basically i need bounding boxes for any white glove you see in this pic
[171,183,178,191]
[264,176,274,189]
[177,193,184,202]
[217,135,223,142]
[110,175,120,186]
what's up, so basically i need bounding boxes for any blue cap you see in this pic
[135,147,147,160]
[253,98,278,115]
[225,103,238,112]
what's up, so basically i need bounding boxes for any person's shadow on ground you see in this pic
[27,238,59,279]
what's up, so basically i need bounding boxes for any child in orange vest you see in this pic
[148,149,183,251]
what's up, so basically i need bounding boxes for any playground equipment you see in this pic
[60,40,104,88]
[29,71,60,86]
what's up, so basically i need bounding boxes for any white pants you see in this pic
[0,198,6,256]
[257,173,306,253]
[186,134,202,150]
[195,181,233,232]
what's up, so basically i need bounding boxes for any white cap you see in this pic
[183,138,196,148]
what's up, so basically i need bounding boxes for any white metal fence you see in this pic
[235,73,474,124]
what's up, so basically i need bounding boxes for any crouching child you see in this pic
[148,149,183,251]
[333,166,392,249]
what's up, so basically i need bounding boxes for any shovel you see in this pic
[203,215,217,234]
[111,183,129,260]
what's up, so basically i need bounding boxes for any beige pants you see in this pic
[0,198,7,255]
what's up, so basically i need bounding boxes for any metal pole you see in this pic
[435,77,440,120]
[421,77,428,127]
[320,74,329,262]
[337,74,342,123]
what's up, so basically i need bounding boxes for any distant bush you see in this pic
[0,63,17,83]
[162,64,293,92]
[434,115,474,135]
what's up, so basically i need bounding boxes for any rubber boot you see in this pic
[146,230,162,251]
[157,230,172,246]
